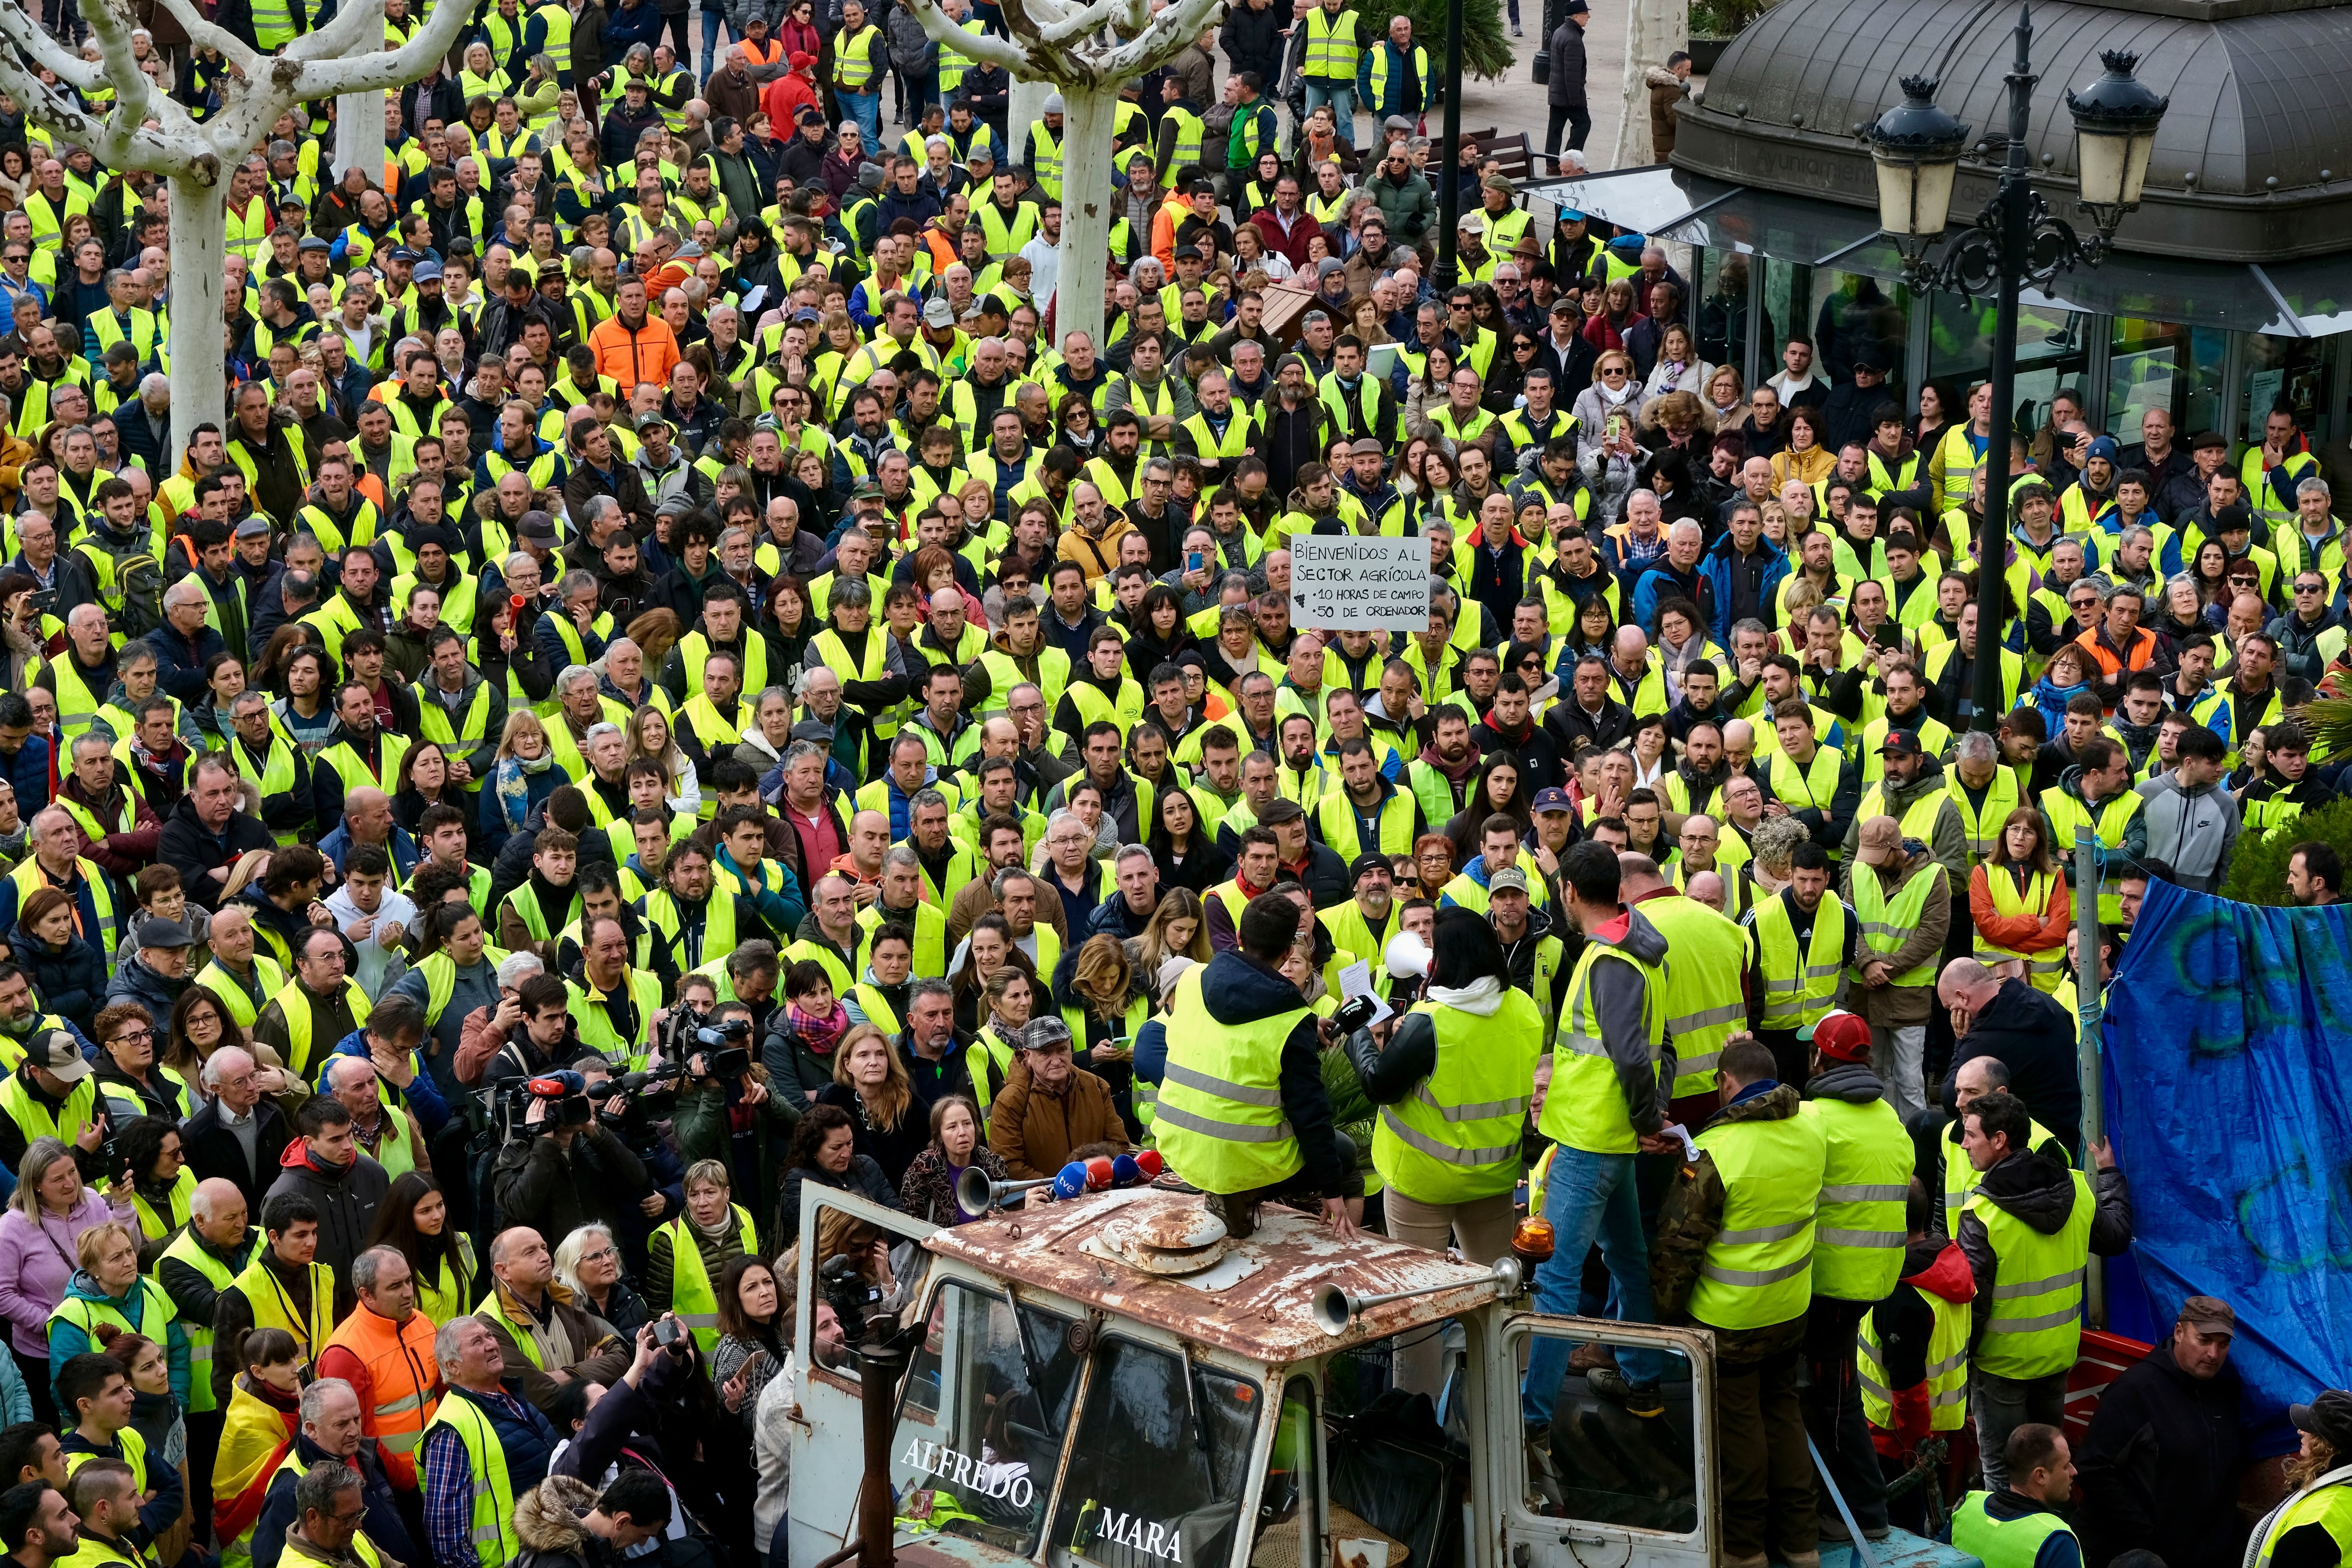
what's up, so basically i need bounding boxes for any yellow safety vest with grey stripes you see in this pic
[1369,993,1542,1205]
[1638,892,1746,1099]
[1966,1168,2095,1378]
[1534,935,1664,1156]
[1976,868,2064,985]
[1151,965,1307,1193]
[1801,1096,1913,1300]
[663,1205,757,1353]
[1946,765,2021,868]
[1858,1279,1969,1432]
[1686,1102,1827,1330]
[1850,861,1947,987]
[423,1390,522,1568]
[1749,890,1846,1031]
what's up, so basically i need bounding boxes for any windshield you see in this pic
[1050,1337,1262,1568]
[891,1281,1082,1556]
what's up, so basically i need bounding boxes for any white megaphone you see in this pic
[1384,930,1431,980]
[1310,1256,1526,1337]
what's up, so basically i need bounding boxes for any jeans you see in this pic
[1803,1297,1888,1534]
[699,9,735,84]
[839,87,882,146]
[1869,1020,1927,1121]
[1303,78,1355,128]
[1521,1145,1661,1427]
[1972,1369,2067,1494]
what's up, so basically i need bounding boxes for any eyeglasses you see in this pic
[581,1246,619,1264]
[110,1028,155,1045]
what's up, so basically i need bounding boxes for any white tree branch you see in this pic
[142,0,265,82]
[0,6,102,91]
[903,0,1037,73]
[290,0,477,99]
[282,0,388,70]
[1102,0,1225,78]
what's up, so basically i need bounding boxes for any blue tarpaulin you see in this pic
[2102,877,2352,1455]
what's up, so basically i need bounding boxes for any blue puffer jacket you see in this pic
[1698,533,1791,643]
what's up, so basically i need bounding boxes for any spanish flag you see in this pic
[213,1380,300,1551]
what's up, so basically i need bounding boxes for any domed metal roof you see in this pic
[1672,0,2352,258]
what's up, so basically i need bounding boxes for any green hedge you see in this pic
[2222,796,2352,906]
[1351,0,1513,85]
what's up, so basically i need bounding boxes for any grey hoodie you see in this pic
[2133,769,2240,892]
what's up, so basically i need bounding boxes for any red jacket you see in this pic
[1248,207,1319,270]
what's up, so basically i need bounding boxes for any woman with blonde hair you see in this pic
[1643,323,1717,400]
[2252,1399,2352,1568]
[1052,933,1151,1137]
[1969,806,2069,993]
[648,1158,759,1353]
[1134,890,1210,994]
[817,1025,924,1189]
[625,704,699,817]
[0,1140,128,1421]
[47,1219,188,1416]
[485,708,559,850]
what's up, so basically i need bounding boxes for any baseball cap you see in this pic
[792,306,822,324]
[234,517,271,540]
[413,260,444,282]
[389,247,422,263]
[1530,787,1574,814]
[1856,814,1905,868]
[1173,244,1203,261]
[1878,729,1924,757]
[518,510,559,543]
[138,917,196,950]
[31,1032,88,1082]
[2176,1296,2236,1336]
[634,410,672,433]
[1459,211,1486,235]
[1349,851,1392,886]
[788,48,817,68]
[1802,1009,1872,1063]
[922,297,955,327]
[850,478,886,502]
[1487,867,1530,896]
[2290,1390,2352,1453]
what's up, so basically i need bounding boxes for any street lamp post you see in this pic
[1433,0,1469,287]
[1867,7,2167,732]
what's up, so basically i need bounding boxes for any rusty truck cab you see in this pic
[790,1186,1729,1568]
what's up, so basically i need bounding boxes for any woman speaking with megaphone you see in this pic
[1344,908,1546,1396]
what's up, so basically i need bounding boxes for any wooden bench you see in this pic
[1471,130,1537,187]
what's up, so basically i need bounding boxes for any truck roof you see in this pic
[923,1187,1510,1364]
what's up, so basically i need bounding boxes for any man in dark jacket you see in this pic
[2074,1296,2249,1568]
[159,754,279,904]
[1934,959,2084,1155]
[1544,0,1590,171]
[250,1378,420,1568]
[1218,0,1287,98]
[1953,1090,2132,1494]
[1141,893,1361,1240]
[263,1097,392,1287]
[182,1051,291,1215]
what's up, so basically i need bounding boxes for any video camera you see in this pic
[491,1071,596,1141]
[661,1006,753,1078]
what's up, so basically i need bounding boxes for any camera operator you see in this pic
[575,1056,685,1268]
[490,1030,651,1252]
[481,973,574,1091]
[537,1318,700,1560]
[673,1001,796,1201]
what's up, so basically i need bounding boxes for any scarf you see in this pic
[518,750,555,774]
[1427,976,1504,1015]
[1417,742,1479,785]
[791,1002,847,1055]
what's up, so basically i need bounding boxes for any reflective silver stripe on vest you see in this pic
[1924,1347,1968,1377]
[675,1312,719,1327]
[1856,920,1913,939]
[1973,946,2064,975]
[1152,1102,1295,1143]
[377,1391,427,1417]
[1379,1106,1517,1166]
[189,1344,212,1363]
[1821,1183,1910,1202]
[1986,1305,2082,1335]
[1857,1368,1893,1402]
[1162,1059,1284,1107]
[1817,1226,1906,1248]
[1412,1084,1530,1122]
[378,1429,426,1453]
[1556,1028,1610,1058]
[1715,1218,1811,1245]
[1664,1000,1747,1034]
[1699,1256,1812,1287]
[1993,1265,2086,1299]
[1929,1385,1968,1408]
[1675,1048,1723,1077]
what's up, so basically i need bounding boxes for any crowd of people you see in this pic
[0,1,2338,1567]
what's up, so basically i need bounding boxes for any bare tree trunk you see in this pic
[1054,82,1115,350]
[1009,73,1051,164]
[168,173,228,443]
[335,90,386,180]
[1613,0,1688,167]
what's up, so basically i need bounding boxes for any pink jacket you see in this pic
[0,1189,134,1357]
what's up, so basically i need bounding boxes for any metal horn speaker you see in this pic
[1311,1256,1526,1336]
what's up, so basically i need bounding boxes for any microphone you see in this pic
[527,1071,586,1096]
[1053,1162,1090,1200]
